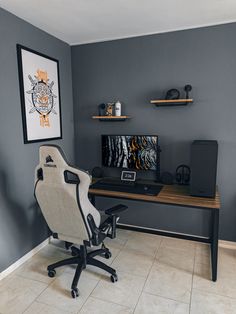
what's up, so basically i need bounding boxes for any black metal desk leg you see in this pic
[211,208,219,282]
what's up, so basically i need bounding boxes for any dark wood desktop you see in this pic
[89,179,220,282]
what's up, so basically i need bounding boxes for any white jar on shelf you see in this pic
[115,101,121,116]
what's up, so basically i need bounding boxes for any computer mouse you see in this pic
[146,192,156,196]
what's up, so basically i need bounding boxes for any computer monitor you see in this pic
[102,135,159,171]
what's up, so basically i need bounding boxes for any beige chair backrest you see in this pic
[34,145,101,245]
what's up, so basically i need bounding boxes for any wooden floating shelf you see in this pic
[92,115,131,121]
[150,99,193,106]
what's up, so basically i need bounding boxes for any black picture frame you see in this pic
[17,44,62,144]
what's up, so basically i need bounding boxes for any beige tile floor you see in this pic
[1,229,236,314]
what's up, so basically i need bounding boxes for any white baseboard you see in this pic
[219,240,236,250]
[0,237,50,281]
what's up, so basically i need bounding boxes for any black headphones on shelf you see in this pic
[175,164,191,185]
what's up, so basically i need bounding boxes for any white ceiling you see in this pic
[1,0,236,45]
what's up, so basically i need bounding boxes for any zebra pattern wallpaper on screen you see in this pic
[102,135,158,170]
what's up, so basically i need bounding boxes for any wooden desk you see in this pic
[89,182,220,282]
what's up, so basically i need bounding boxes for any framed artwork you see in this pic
[17,44,62,143]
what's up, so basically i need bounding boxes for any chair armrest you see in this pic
[105,204,128,216]
[88,204,128,245]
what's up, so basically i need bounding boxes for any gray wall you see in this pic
[72,23,236,241]
[0,8,75,272]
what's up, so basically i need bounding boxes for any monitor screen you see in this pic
[102,135,159,171]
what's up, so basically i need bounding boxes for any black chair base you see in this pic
[47,244,117,298]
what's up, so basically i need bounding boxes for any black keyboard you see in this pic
[90,179,163,196]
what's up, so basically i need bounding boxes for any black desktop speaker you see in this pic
[190,140,218,198]
[91,167,103,178]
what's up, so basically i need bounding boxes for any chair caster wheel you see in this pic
[71,288,79,298]
[110,273,118,283]
[105,251,112,259]
[48,269,56,278]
